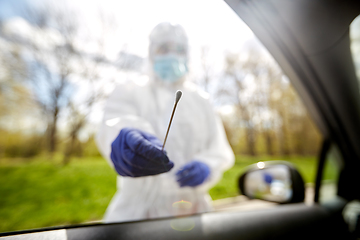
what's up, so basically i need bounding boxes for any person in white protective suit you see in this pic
[96,22,235,223]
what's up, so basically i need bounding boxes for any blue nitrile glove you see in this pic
[263,173,273,184]
[111,127,174,177]
[176,161,210,187]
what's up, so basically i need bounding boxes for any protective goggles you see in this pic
[153,42,187,55]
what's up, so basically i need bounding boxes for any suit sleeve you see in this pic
[96,83,156,168]
[193,100,235,191]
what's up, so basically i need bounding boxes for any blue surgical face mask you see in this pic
[153,55,188,83]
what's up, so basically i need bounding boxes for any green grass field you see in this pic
[0,155,317,233]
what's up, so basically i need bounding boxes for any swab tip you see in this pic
[175,90,182,103]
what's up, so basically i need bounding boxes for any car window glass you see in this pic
[0,0,322,233]
[319,145,343,203]
[350,15,360,82]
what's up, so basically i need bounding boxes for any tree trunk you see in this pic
[264,131,274,156]
[294,130,304,156]
[278,111,290,156]
[246,127,256,156]
[48,121,57,153]
[63,134,76,165]
[48,107,59,153]
[279,127,290,156]
[63,117,85,165]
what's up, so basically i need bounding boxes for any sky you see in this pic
[0,0,258,58]
[67,0,255,56]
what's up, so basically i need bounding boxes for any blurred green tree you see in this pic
[219,47,321,156]
[0,2,116,160]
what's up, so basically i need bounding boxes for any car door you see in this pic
[224,0,360,202]
[1,0,359,239]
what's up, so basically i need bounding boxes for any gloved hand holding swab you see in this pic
[162,90,182,151]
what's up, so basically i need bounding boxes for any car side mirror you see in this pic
[238,161,305,203]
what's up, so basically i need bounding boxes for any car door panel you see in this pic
[66,200,349,240]
[0,199,349,240]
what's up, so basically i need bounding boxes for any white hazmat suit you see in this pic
[96,22,235,223]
